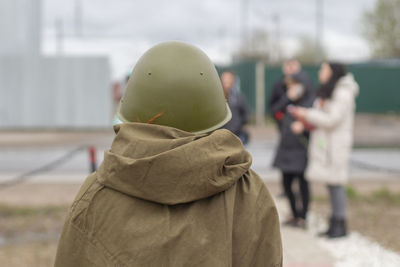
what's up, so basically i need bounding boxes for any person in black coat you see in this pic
[268,61,315,227]
[221,71,250,144]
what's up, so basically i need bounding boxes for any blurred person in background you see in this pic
[290,62,359,238]
[269,73,314,228]
[55,41,282,267]
[268,59,314,198]
[220,71,250,145]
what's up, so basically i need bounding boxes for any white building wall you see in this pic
[0,0,112,128]
[38,56,112,128]
[0,0,41,57]
[0,56,112,128]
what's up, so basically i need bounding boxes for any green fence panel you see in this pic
[219,61,400,114]
[348,65,400,113]
[264,66,282,114]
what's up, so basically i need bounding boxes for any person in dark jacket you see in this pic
[268,59,313,130]
[220,71,250,145]
[269,62,315,228]
[268,60,313,198]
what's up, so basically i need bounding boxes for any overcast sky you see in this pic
[42,0,377,79]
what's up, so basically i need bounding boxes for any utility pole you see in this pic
[240,0,250,51]
[255,62,265,127]
[272,13,281,63]
[55,18,64,55]
[315,0,323,63]
[74,0,83,37]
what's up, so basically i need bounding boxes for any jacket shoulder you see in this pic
[232,170,282,266]
[240,170,277,208]
[55,173,118,266]
[335,74,359,98]
[68,173,106,230]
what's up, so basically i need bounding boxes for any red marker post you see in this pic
[88,146,97,173]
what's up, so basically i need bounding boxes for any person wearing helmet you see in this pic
[55,41,282,267]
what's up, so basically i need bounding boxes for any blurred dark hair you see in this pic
[317,62,347,99]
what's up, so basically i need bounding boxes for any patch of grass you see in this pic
[346,185,358,199]
[0,203,68,217]
[312,185,400,204]
[311,195,328,202]
[371,187,400,203]
[0,203,68,240]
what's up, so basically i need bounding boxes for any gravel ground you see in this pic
[318,232,400,267]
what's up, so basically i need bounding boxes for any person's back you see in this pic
[55,123,282,266]
[55,41,282,267]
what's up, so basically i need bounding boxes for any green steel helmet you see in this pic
[116,41,231,134]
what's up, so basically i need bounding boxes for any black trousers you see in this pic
[283,172,310,219]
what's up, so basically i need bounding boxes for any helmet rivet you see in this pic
[148,72,152,75]
[200,72,204,75]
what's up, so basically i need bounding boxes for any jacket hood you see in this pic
[97,123,252,205]
[337,73,359,97]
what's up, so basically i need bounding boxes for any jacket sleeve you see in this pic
[268,81,291,118]
[270,93,291,120]
[54,217,113,267]
[251,185,283,267]
[239,94,250,125]
[305,88,352,130]
[267,83,280,116]
[54,174,114,267]
[232,172,283,267]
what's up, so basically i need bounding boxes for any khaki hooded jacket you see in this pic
[55,123,282,267]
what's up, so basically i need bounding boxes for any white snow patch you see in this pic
[307,212,400,267]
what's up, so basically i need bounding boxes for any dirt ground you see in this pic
[266,179,400,254]
[311,186,400,254]
[0,184,81,207]
[0,241,58,267]
[0,180,399,266]
[0,184,78,266]
[0,202,68,266]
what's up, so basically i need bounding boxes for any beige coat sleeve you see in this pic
[305,88,352,130]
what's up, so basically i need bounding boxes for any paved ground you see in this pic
[1,137,399,184]
[275,196,335,267]
[1,114,400,184]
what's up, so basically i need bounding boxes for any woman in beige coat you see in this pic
[290,62,359,238]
